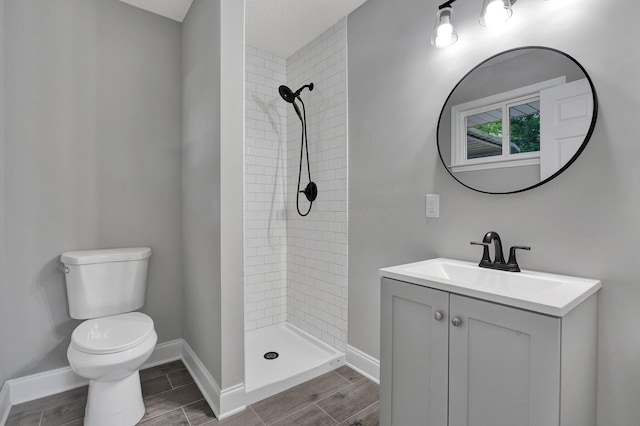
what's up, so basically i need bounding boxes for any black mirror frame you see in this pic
[436,46,599,195]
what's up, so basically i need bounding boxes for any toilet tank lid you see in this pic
[61,247,152,265]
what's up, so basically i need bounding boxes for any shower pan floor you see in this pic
[244,322,345,405]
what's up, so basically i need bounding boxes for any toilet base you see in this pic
[84,371,145,426]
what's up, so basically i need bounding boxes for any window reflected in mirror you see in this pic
[466,109,502,159]
[437,47,597,194]
[509,100,540,154]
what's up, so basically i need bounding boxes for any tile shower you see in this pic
[244,18,348,402]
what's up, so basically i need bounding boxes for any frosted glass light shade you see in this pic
[479,0,513,26]
[431,7,458,48]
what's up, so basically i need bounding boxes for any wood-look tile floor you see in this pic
[5,362,379,426]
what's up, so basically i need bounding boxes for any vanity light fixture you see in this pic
[431,0,459,48]
[432,0,524,48]
[479,0,514,26]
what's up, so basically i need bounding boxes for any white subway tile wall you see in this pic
[244,19,348,352]
[245,45,288,332]
[286,19,348,352]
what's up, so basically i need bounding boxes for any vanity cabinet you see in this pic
[380,277,598,426]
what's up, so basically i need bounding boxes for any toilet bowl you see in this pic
[61,247,155,426]
[67,312,157,426]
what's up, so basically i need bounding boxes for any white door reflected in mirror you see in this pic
[539,78,593,181]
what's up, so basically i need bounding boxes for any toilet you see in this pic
[61,247,157,426]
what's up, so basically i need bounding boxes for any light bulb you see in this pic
[436,17,454,47]
[481,0,512,27]
[431,7,458,48]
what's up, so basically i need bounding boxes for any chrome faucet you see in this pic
[471,231,530,272]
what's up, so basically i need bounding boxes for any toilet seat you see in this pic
[72,312,154,355]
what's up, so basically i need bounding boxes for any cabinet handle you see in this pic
[434,311,444,321]
[452,317,462,327]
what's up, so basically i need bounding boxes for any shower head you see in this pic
[279,83,314,122]
[278,85,296,104]
[278,83,314,103]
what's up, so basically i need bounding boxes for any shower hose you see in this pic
[296,98,314,217]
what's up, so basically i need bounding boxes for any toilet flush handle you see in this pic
[57,264,70,274]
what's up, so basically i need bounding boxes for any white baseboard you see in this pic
[8,366,88,406]
[180,340,221,417]
[346,345,380,384]
[5,339,185,407]
[168,340,245,420]
[0,382,11,426]
[143,339,183,368]
[0,338,246,422]
[0,338,193,424]
[218,382,246,419]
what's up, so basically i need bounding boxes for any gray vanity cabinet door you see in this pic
[380,278,449,426]
[448,294,561,426]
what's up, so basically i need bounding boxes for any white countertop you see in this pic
[379,258,601,317]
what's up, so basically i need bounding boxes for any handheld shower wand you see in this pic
[278,83,313,103]
[278,83,317,217]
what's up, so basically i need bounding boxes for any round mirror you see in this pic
[437,46,598,194]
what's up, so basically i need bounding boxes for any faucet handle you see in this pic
[507,246,531,272]
[470,241,491,264]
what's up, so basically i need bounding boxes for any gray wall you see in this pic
[2,0,183,380]
[348,0,640,424]
[181,0,223,384]
[218,0,245,390]
[182,0,245,393]
[0,0,6,389]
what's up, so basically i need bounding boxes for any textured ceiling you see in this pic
[118,0,193,22]
[246,0,369,58]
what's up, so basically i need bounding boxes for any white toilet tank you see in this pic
[61,247,152,319]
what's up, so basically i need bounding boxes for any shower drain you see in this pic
[263,351,279,360]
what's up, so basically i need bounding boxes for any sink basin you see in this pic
[404,259,563,295]
[379,258,601,316]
